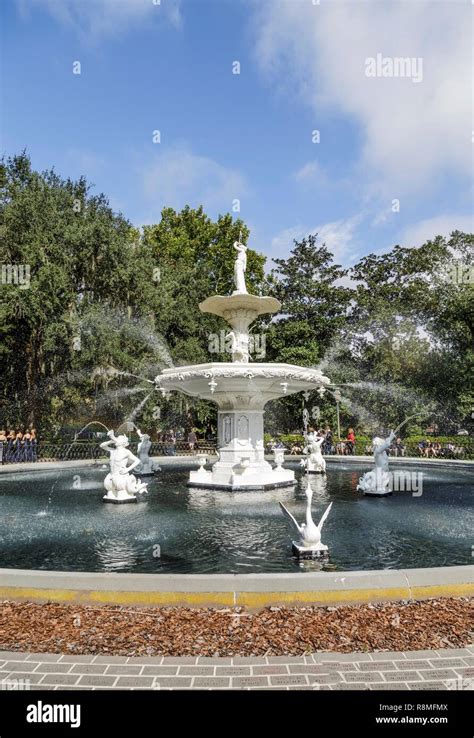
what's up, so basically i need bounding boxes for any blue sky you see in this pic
[2,0,472,268]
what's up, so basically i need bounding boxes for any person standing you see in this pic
[323,426,333,454]
[0,430,6,465]
[6,431,15,463]
[188,429,198,453]
[346,427,356,455]
[30,428,38,461]
[23,429,32,462]
[13,431,23,462]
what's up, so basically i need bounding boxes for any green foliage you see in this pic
[1,153,472,441]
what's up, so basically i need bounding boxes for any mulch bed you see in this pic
[0,598,472,657]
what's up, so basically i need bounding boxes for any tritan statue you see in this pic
[357,430,396,496]
[136,428,161,476]
[100,430,148,503]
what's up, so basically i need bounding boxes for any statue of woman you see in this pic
[233,239,248,294]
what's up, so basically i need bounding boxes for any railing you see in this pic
[1,439,471,463]
[273,442,473,460]
[1,440,218,463]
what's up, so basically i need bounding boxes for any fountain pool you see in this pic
[0,463,472,574]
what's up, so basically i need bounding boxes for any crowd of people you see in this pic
[0,429,38,464]
[0,424,466,463]
[268,429,467,460]
[417,439,465,458]
[268,427,338,455]
[155,427,212,455]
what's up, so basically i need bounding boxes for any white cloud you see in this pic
[293,160,327,185]
[269,215,361,265]
[17,0,182,39]
[65,149,106,176]
[400,215,474,248]
[141,147,248,216]
[253,0,471,198]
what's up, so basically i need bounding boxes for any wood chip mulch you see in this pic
[0,598,472,657]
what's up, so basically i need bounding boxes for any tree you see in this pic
[347,232,474,431]
[263,234,353,434]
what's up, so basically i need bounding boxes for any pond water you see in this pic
[0,463,472,574]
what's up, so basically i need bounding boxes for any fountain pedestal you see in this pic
[158,361,329,490]
[292,542,329,559]
[189,409,294,489]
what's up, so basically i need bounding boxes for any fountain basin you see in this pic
[0,462,472,575]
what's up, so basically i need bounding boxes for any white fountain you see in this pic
[357,430,396,496]
[154,236,330,490]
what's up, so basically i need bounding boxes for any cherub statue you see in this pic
[100,430,147,502]
[300,431,326,474]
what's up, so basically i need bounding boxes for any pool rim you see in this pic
[0,564,471,608]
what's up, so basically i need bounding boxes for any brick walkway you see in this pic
[0,648,472,690]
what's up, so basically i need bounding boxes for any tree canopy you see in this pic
[1,153,472,439]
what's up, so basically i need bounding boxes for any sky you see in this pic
[1,0,472,268]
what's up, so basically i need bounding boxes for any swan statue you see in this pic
[279,480,332,557]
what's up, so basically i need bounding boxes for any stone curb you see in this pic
[0,564,471,608]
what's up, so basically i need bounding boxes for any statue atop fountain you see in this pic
[301,431,326,474]
[136,429,161,476]
[100,430,148,503]
[357,430,396,496]
[233,234,248,294]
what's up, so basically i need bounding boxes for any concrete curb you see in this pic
[0,565,472,609]
[1,455,473,474]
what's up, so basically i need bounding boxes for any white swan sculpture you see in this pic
[279,480,332,556]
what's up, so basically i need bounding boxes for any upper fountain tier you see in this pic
[199,292,281,364]
[198,235,281,364]
[154,235,330,406]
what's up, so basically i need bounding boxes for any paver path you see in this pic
[1,647,472,690]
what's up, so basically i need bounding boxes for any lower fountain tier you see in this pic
[155,362,330,407]
[154,362,330,491]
